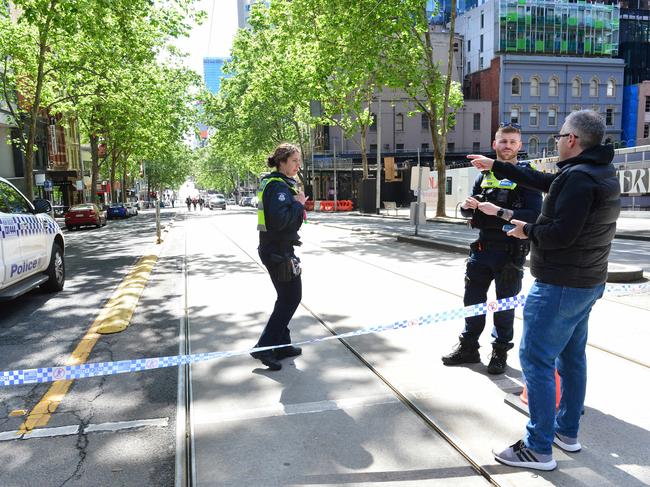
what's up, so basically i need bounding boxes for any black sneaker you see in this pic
[441,342,480,366]
[487,346,508,374]
[250,350,282,370]
[275,346,302,359]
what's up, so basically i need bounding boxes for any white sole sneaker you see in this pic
[553,434,582,452]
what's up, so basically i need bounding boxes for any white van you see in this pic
[0,177,65,300]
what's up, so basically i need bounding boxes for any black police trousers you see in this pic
[461,248,524,348]
[256,249,302,348]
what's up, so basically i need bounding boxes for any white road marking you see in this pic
[0,418,168,441]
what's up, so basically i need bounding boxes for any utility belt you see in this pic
[470,239,530,258]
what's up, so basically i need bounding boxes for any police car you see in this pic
[0,177,65,300]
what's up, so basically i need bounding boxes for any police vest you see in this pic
[471,168,527,230]
[256,177,298,232]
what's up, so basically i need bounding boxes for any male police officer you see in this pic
[442,123,542,374]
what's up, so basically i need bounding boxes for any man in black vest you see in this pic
[442,124,542,374]
[470,110,621,471]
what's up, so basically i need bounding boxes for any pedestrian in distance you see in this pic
[470,110,621,471]
[198,197,204,211]
[192,198,197,211]
[251,143,308,371]
[185,196,191,211]
[442,122,542,374]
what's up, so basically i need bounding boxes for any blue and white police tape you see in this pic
[1,282,648,388]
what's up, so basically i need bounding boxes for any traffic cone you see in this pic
[520,369,561,410]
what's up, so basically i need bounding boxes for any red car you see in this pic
[65,203,107,230]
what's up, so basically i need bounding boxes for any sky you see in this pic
[173,0,239,76]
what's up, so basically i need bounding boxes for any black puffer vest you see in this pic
[531,146,620,287]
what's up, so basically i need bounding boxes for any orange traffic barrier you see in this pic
[520,369,561,409]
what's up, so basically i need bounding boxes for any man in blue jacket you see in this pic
[469,110,621,471]
[442,123,542,374]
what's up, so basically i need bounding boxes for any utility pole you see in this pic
[415,148,423,236]
[375,95,381,214]
[333,139,337,210]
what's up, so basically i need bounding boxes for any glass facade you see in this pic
[618,10,650,85]
[203,57,230,94]
[498,0,620,57]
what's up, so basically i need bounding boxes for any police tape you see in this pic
[1,282,649,388]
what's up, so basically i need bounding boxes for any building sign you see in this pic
[619,168,649,194]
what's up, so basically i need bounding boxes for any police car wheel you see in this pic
[41,243,65,292]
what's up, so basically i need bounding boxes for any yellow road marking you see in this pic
[18,254,158,435]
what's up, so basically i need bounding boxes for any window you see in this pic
[530,77,540,97]
[468,40,471,52]
[0,181,31,214]
[572,77,581,97]
[396,143,404,151]
[529,137,539,156]
[421,143,429,151]
[645,97,650,113]
[644,124,650,138]
[421,114,429,130]
[370,113,377,132]
[447,142,455,152]
[549,77,559,97]
[510,107,519,124]
[607,79,616,97]
[606,108,613,126]
[480,11,484,28]
[530,107,538,127]
[467,61,471,73]
[395,113,404,132]
[547,136,556,153]
[589,78,599,97]
[370,144,377,152]
[473,142,481,151]
[548,107,557,126]
[479,57,484,69]
[445,177,453,195]
[473,113,481,130]
[480,34,484,52]
[511,77,521,96]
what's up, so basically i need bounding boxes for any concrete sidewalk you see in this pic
[364,207,650,241]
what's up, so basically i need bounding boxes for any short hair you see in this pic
[565,110,605,149]
[495,126,521,140]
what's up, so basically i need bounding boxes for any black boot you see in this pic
[275,345,302,359]
[250,350,282,370]
[487,343,510,375]
[441,338,480,366]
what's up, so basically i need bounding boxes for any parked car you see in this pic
[107,203,128,219]
[125,202,139,217]
[64,204,107,230]
[226,197,236,205]
[249,195,259,208]
[52,205,69,218]
[0,177,65,300]
[239,196,252,207]
[209,194,226,210]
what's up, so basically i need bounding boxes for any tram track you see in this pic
[199,214,502,487]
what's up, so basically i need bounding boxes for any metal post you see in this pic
[415,148,423,236]
[333,140,337,210]
[156,189,162,244]
[375,95,382,214]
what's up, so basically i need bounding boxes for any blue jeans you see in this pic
[520,280,605,454]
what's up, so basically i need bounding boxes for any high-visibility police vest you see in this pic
[256,176,298,232]
[480,170,517,190]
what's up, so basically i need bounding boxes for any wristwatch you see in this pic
[497,208,505,219]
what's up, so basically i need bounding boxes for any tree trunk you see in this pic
[90,133,100,205]
[23,1,57,198]
[109,148,117,204]
[360,126,368,180]
[122,158,128,203]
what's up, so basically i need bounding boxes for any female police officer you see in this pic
[251,143,308,370]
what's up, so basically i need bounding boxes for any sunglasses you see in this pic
[499,122,521,130]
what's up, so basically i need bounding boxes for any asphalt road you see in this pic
[0,210,179,487]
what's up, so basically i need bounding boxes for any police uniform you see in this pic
[252,171,305,369]
[443,162,542,373]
